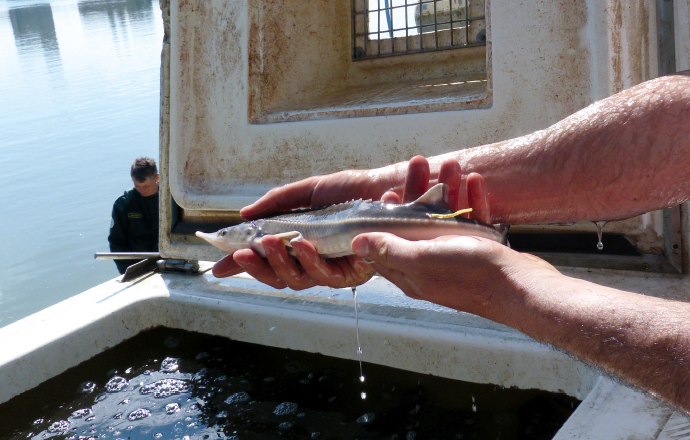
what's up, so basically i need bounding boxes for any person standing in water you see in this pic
[108,157,160,274]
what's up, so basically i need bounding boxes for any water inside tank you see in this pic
[0,328,579,439]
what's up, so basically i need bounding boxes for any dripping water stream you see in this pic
[595,221,607,250]
[352,286,366,399]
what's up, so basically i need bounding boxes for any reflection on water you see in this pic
[9,3,61,67]
[78,0,153,38]
[0,0,163,328]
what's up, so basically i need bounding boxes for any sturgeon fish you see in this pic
[195,184,506,258]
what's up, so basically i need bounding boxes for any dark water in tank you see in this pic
[0,0,162,328]
[0,328,579,440]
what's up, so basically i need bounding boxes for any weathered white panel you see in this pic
[171,0,649,211]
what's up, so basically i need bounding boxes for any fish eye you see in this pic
[219,230,227,237]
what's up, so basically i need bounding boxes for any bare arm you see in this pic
[243,71,690,224]
[350,233,690,412]
[431,71,690,223]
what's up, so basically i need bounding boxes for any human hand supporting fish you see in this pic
[208,157,496,289]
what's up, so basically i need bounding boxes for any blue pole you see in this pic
[384,0,393,38]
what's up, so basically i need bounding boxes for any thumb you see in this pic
[351,232,408,269]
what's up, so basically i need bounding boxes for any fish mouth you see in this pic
[195,231,238,253]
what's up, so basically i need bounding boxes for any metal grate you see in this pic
[352,0,486,60]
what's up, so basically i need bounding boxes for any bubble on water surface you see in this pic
[279,421,293,430]
[357,413,375,424]
[311,432,321,439]
[153,433,163,439]
[165,403,181,414]
[105,376,129,392]
[33,418,44,425]
[113,413,123,420]
[128,408,151,421]
[48,420,71,433]
[78,382,96,394]
[139,378,190,398]
[71,408,92,419]
[216,411,228,418]
[160,357,180,373]
[274,402,298,416]
[225,392,250,404]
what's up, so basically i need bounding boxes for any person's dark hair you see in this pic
[131,157,158,182]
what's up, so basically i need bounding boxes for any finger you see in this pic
[351,232,412,270]
[380,190,401,204]
[233,249,288,289]
[239,176,319,220]
[351,233,425,298]
[438,158,462,211]
[467,172,491,224]
[212,254,246,278]
[291,239,346,286]
[402,156,431,203]
[261,235,317,290]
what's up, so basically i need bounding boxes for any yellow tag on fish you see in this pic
[428,208,473,219]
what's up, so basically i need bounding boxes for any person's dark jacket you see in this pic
[108,189,159,274]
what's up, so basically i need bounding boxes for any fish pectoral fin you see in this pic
[273,231,302,247]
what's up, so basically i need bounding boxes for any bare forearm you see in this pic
[496,271,690,411]
[431,72,690,224]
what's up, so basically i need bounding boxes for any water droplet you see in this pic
[360,392,367,400]
[153,433,163,439]
[595,221,606,251]
[32,418,44,425]
[472,404,477,412]
[70,409,92,419]
[216,411,228,419]
[278,422,293,430]
[78,382,96,394]
[47,420,71,433]
[160,357,179,373]
[165,403,180,414]
[357,413,375,424]
[359,376,365,383]
[225,392,250,404]
[139,378,190,398]
[105,376,129,393]
[128,408,151,421]
[274,402,298,416]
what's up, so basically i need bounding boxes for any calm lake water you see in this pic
[0,0,163,328]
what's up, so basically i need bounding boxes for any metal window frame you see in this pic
[351,0,487,61]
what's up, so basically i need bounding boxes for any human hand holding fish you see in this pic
[202,157,500,290]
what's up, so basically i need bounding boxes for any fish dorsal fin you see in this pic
[411,183,450,210]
